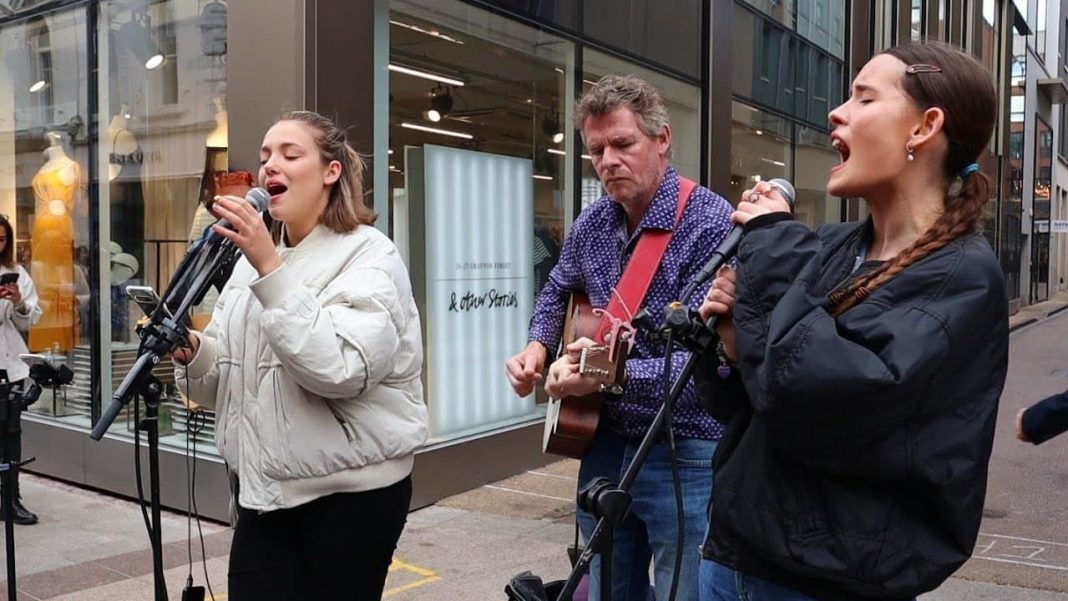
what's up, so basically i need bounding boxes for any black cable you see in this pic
[190,411,215,600]
[660,331,685,601]
[185,388,194,587]
[180,329,216,601]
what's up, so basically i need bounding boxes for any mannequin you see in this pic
[29,132,80,352]
[108,104,140,181]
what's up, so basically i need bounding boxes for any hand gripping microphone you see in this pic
[680,178,795,303]
[201,186,271,244]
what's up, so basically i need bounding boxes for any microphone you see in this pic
[201,187,271,243]
[680,178,795,303]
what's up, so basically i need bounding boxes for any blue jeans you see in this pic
[578,429,716,601]
[699,559,916,601]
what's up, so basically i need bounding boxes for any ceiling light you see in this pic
[388,64,464,87]
[533,174,554,181]
[119,14,165,72]
[145,53,165,70]
[760,158,786,167]
[29,80,47,93]
[401,122,473,139]
[547,148,566,156]
[424,84,453,123]
[552,132,565,144]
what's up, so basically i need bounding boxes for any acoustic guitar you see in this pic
[542,293,633,459]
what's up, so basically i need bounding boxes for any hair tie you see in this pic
[959,163,980,178]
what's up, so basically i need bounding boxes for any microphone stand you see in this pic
[0,371,41,601]
[554,300,721,601]
[89,233,243,601]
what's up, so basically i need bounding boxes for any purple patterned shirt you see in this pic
[529,167,733,440]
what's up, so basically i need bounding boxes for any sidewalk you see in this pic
[1008,289,1068,331]
[2,462,1066,601]
[0,292,1066,600]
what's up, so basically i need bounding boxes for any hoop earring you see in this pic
[906,144,915,162]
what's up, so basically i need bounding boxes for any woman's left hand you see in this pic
[210,195,281,277]
[544,337,602,398]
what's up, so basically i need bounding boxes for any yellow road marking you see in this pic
[385,557,440,597]
[195,557,439,599]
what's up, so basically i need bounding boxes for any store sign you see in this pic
[1052,219,1068,233]
[1035,219,1050,234]
[423,144,534,438]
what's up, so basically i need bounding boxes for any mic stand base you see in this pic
[139,376,169,601]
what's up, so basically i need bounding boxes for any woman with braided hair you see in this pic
[694,42,1008,601]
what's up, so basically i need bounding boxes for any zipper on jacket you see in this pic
[325,402,356,443]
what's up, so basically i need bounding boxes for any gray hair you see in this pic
[574,74,672,156]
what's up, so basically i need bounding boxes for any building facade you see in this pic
[0,0,1060,519]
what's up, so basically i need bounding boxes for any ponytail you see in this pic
[828,170,990,316]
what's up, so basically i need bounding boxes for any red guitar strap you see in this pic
[596,176,696,345]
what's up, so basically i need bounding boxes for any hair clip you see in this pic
[906,64,943,74]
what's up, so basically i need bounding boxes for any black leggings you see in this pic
[228,476,412,601]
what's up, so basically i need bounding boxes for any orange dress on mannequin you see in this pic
[28,162,80,352]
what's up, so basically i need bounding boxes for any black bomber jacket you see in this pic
[697,215,1009,601]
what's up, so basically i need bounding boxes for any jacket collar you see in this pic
[278,223,335,255]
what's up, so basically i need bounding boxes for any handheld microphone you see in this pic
[201,187,271,243]
[680,178,795,303]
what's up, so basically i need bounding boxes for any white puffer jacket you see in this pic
[176,224,427,512]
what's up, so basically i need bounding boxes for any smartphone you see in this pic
[18,353,52,369]
[126,285,161,317]
[0,272,18,285]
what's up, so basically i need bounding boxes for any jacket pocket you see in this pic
[260,369,367,480]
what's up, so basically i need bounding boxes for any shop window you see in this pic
[386,0,572,441]
[794,126,839,227]
[582,0,700,78]
[740,0,796,29]
[1,8,92,422]
[86,0,229,451]
[796,0,845,59]
[729,101,791,208]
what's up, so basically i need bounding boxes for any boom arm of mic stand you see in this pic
[90,240,239,441]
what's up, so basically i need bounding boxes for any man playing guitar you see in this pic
[505,75,735,601]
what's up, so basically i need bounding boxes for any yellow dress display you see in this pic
[29,161,80,352]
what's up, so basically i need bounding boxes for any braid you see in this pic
[828,171,990,316]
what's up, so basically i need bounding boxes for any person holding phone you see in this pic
[0,214,43,525]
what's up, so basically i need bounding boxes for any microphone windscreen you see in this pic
[246,187,271,212]
[766,178,796,207]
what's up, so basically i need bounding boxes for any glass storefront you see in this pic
[385,0,572,442]
[729,100,790,204]
[1002,30,1026,302]
[977,0,1001,248]
[383,0,703,445]
[731,1,844,229]
[2,0,228,454]
[1031,115,1052,302]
